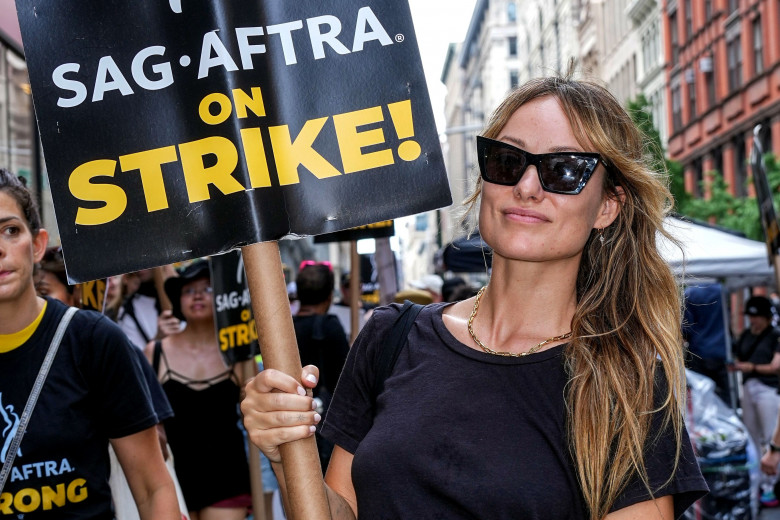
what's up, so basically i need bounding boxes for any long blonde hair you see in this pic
[466,74,685,519]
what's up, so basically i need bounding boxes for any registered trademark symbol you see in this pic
[395,34,405,43]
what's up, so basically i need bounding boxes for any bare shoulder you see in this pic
[441,298,476,345]
[441,298,475,321]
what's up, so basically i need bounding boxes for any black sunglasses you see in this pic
[476,136,610,195]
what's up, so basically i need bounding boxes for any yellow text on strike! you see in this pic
[68,87,421,226]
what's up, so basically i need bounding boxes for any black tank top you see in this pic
[153,342,250,510]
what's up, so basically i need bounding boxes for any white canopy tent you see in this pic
[660,216,776,409]
[659,216,775,290]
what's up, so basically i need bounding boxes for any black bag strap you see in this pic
[122,296,151,344]
[372,301,423,401]
[152,340,163,374]
[739,326,774,362]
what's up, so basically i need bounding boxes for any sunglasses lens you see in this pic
[539,155,598,194]
[482,144,527,185]
[478,137,601,194]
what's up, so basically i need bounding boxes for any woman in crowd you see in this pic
[145,260,251,520]
[0,170,179,518]
[241,73,708,518]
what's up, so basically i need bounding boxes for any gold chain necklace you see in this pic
[467,286,572,357]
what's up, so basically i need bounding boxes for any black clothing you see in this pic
[132,345,173,421]
[734,326,780,387]
[0,299,158,519]
[322,303,708,519]
[293,314,350,394]
[154,344,250,511]
[293,313,350,472]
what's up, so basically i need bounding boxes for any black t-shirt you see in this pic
[0,298,158,519]
[734,326,780,387]
[293,313,350,395]
[321,303,708,519]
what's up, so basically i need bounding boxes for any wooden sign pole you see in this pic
[241,241,330,520]
[350,241,360,344]
[241,360,267,520]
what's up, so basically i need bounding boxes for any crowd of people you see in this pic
[24,70,780,520]
[684,287,780,509]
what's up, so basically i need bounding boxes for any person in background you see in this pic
[116,270,159,349]
[441,276,467,303]
[32,243,187,518]
[145,260,251,520]
[392,288,433,305]
[682,283,730,404]
[0,169,179,518]
[293,262,350,473]
[242,73,707,518]
[103,274,125,320]
[730,295,780,507]
[34,246,76,307]
[331,271,367,340]
[409,273,444,303]
[117,267,180,350]
[448,283,479,302]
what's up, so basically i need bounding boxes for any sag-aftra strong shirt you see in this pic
[0,298,157,519]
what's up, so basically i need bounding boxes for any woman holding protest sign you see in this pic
[241,73,708,518]
[0,170,180,518]
[145,260,251,520]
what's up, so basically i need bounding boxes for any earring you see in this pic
[598,228,605,245]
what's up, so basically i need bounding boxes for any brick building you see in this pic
[664,0,780,199]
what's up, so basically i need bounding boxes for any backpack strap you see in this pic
[372,301,423,402]
[152,340,163,374]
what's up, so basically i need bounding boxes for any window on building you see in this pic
[508,36,517,57]
[712,146,723,180]
[728,0,739,14]
[734,137,747,197]
[691,158,704,198]
[671,80,683,133]
[415,214,428,231]
[642,24,660,74]
[508,1,517,22]
[687,74,697,120]
[509,70,519,89]
[649,90,664,138]
[705,64,717,108]
[705,0,713,19]
[727,35,742,92]
[670,12,680,65]
[753,16,764,75]
[685,0,694,40]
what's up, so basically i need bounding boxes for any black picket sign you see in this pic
[16,0,451,282]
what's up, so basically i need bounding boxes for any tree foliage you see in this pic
[627,94,780,241]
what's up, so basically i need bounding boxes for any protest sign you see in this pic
[313,219,394,243]
[16,0,452,283]
[209,251,259,364]
[751,125,780,293]
[78,278,107,312]
[752,125,780,261]
[18,1,451,516]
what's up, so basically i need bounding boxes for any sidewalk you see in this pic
[760,506,780,519]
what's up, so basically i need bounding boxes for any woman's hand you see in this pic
[731,361,755,373]
[762,450,780,475]
[156,310,181,338]
[241,365,321,463]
